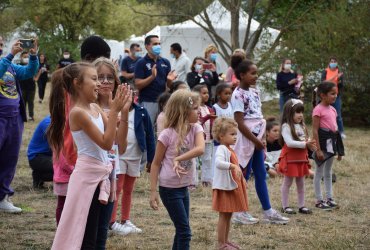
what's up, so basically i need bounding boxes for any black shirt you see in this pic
[266,140,282,152]
[58,58,74,68]
[276,71,297,93]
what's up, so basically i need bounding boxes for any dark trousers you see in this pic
[21,89,35,118]
[0,115,23,201]
[244,149,272,211]
[95,201,114,250]
[81,187,101,250]
[159,186,191,250]
[37,78,47,100]
[28,154,53,187]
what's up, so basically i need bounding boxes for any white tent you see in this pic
[126,0,279,74]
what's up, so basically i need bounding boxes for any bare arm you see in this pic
[234,112,264,150]
[174,132,205,162]
[149,141,167,210]
[312,116,324,160]
[122,70,134,80]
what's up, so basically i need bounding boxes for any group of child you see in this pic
[40,55,343,250]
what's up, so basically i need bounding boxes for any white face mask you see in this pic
[63,54,70,59]
[284,64,292,70]
[22,58,29,64]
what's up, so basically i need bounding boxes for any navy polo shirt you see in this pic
[134,54,171,102]
[120,56,140,73]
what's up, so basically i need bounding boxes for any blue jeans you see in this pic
[95,201,114,250]
[159,186,191,250]
[244,149,272,211]
[331,95,344,133]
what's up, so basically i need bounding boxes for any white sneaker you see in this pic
[124,220,142,233]
[110,222,133,236]
[232,212,259,225]
[262,209,289,225]
[0,195,22,213]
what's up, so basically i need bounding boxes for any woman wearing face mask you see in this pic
[321,57,345,138]
[186,57,219,104]
[276,59,298,112]
[19,51,36,121]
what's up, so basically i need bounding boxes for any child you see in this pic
[231,60,289,224]
[149,90,205,250]
[264,117,281,178]
[193,84,216,187]
[212,117,248,250]
[278,99,316,214]
[312,82,344,210]
[156,92,171,138]
[48,62,131,250]
[170,80,188,93]
[110,90,155,235]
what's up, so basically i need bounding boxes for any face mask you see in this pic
[210,53,217,62]
[284,64,292,70]
[152,45,161,56]
[22,58,29,64]
[170,53,175,58]
[134,51,142,57]
[195,64,202,72]
[329,63,337,69]
[63,54,70,59]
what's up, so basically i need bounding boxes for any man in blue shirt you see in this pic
[120,43,142,85]
[134,35,177,127]
[27,115,53,189]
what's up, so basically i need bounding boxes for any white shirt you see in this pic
[231,87,263,120]
[213,103,233,118]
[281,123,307,149]
[120,109,142,160]
[172,53,191,82]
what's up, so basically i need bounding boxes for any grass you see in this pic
[1,85,369,250]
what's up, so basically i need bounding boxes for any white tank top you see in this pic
[213,102,233,118]
[71,112,109,164]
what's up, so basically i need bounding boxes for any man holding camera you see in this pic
[0,37,39,213]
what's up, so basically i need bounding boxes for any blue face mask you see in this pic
[152,45,161,56]
[134,51,142,57]
[195,64,202,72]
[170,53,175,58]
[210,53,218,62]
[329,63,337,69]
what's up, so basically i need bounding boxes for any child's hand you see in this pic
[121,86,132,113]
[149,191,160,210]
[254,139,264,150]
[337,155,342,161]
[316,150,325,161]
[173,160,188,178]
[306,140,317,151]
[230,164,242,178]
[111,85,128,113]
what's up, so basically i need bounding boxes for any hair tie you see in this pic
[291,99,303,107]
[188,96,193,106]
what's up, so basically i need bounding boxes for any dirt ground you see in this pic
[0,86,369,250]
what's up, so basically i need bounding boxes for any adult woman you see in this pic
[35,53,50,103]
[204,44,219,65]
[276,59,298,112]
[186,57,219,103]
[321,57,345,138]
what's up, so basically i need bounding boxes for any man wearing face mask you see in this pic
[0,36,39,213]
[170,43,191,82]
[19,51,36,121]
[57,50,75,69]
[121,43,142,85]
[134,35,177,127]
[321,57,345,138]
[276,58,298,112]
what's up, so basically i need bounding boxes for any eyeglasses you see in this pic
[98,75,115,84]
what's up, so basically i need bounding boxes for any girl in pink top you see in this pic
[150,90,205,250]
[312,82,344,210]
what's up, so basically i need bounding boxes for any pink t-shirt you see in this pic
[312,103,338,132]
[158,123,203,188]
[156,111,165,137]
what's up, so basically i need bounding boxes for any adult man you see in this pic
[120,43,142,85]
[170,43,191,82]
[57,50,74,69]
[135,35,177,126]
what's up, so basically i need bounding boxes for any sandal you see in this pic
[299,207,313,214]
[218,243,235,250]
[227,241,241,249]
[281,207,296,214]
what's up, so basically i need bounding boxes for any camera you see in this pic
[20,39,35,49]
